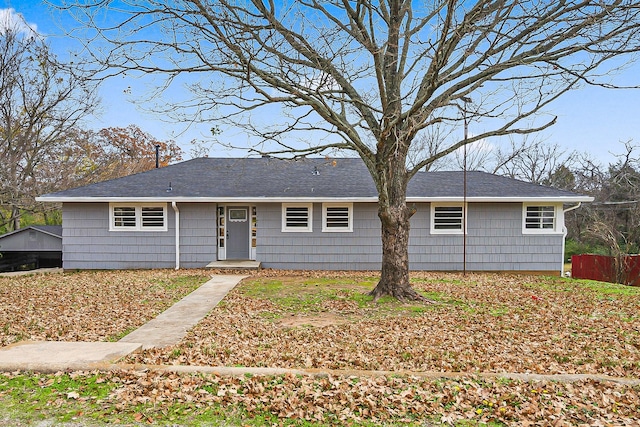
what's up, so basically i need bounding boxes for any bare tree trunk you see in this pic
[369,200,432,302]
[11,206,20,231]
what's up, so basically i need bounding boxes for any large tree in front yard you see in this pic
[61,0,640,300]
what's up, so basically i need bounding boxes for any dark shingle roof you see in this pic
[38,157,589,201]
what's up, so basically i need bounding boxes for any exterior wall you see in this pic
[409,202,563,272]
[177,203,218,268]
[62,201,563,272]
[0,230,61,252]
[256,202,563,272]
[257,202,382,270]
[62,203,217,269]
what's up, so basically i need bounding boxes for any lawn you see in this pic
[0,269,639,426]
[132,271,640,379]
[0,269,211,345]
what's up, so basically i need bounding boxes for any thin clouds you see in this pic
[0,8,38,37]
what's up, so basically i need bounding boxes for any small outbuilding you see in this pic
[0,225,62,272]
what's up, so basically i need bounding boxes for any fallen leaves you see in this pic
[1,269,639,424]
[0,269,210,345]
[8,369,636,426]
[130,271,640,379]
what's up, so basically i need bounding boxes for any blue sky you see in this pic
[3,1,639,166]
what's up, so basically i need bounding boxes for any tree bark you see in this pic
[11,206,20,231]
[369,199,432,303]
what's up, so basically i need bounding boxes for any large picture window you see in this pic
[523,205,557,233]
[322,203,352,232]
[110,203,167,231]
[431,204,464,234]
[282,203,313,232]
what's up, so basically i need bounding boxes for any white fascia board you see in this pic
[36,196,380,203]
[406,196,594,203]
[38,195,594,203]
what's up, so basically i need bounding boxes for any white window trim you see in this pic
[431,203,466,235]
[522,203,562,234]
[282,203,313,232]
[322,203,353,232]
[109,203,168,232]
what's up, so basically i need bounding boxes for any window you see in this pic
[229,208,248,222]
[431,204,464,234]
[523,205,557,232]
[322,203,353,232]
[282,203,312,232]
[141,207,165,228]
[113,207,136,228]
[110,203,167,231]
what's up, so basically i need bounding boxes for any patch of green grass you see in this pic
[0,372,455,426]
[0,373,116,425]
[522,276,640,297]
[241,276,469,319]
[489,306,510,317]
[573,279,640,296]
[152,274,210,292]
[241,277,369,311]
[105,326,137,342]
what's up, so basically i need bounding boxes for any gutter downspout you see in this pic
[172,201,180,270]
[561,202,582,276]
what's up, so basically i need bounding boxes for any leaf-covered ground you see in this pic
[129,271,640,379]
[2,369,639,426]
[0,270,639,425]
[0,269,211,345]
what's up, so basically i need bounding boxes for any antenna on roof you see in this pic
[166,182,172,192]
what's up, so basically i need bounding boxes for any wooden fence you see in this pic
[571,254,640,286]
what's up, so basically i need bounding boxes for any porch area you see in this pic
[206,260,262,270]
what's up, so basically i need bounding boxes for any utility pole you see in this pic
[461,97,471,276]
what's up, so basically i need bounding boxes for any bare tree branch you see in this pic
[0,14,98,231]
[56,0,640,298]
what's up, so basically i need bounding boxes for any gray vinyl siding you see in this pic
[62,203,217,269]
[0,230,61,252]
[257,203,382,270]
[178,203,218,268]
[256,202,562,272]
[62,201,562,272]
[409,202,563,272]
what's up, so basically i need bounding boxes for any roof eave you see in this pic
[407,196,594,203]
[37,195,594,203]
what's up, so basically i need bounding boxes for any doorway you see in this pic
[225,206,250,259]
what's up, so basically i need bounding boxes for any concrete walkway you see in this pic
[119,275,245,349]
[0,275,246,372]
[0,267,63,277]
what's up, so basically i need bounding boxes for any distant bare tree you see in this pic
[60,0,640,300]
[493,138,575,185]
[0,13,97,231]
[567,141,640,259]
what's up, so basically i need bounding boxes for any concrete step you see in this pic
[206,260,261,270]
